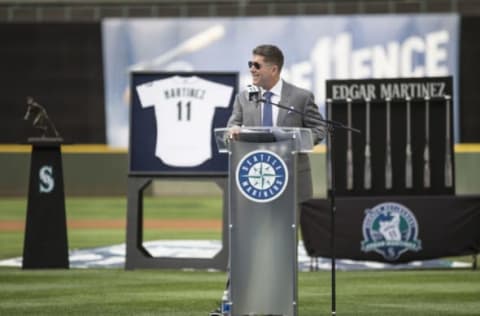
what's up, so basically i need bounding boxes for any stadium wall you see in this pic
[0,23,105,144]
[0,19,479,144]
[0,147,479,197]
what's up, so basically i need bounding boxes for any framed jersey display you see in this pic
[129,72,238,176]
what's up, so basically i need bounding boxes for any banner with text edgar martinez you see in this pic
[102,14,458,147]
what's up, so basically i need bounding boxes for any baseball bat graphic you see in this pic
[128,24,226,71]
[385,97,393,190]
[364,98,372,190]
[124,24,226,105]
[346,98,354,190]
[405,97,413,189]
[423,96,431,188]
[444,95,453,187]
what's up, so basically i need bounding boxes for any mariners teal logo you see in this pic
[39,165,54,193]
[236,150,288,203]
[361,202,422,260]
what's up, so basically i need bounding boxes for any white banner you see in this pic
[102,14,459,147]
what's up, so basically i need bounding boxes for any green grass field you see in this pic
[1,268,479,315]
[1,197,479,315]
[0,197,223,258]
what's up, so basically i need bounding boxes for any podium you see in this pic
[23,137,69,269]
[214,127,314,316]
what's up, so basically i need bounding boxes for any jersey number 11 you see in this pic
[177,100,191,121]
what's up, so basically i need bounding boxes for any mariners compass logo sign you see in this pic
[361,202,422,261]
[236,150,288,203]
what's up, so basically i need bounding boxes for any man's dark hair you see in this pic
[252,44,284,71]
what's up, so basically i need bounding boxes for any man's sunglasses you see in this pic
[248,61,262,70]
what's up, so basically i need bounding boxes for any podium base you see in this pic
[23,138,69,269]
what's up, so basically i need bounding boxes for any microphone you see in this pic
[246,84,260,102]
[248,87,361,133]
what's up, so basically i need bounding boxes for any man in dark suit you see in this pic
[227,44,326,202]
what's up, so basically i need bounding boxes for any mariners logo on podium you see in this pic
[236,150,288,203]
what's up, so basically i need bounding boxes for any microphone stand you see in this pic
[257,97,360,316]
[256,98,360,133]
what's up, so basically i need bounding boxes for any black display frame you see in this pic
[129,71,238,177]
[326,77,455,196]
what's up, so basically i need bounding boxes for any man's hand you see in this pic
[228,126,241,141]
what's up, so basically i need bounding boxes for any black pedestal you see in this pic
[23,137,69,269]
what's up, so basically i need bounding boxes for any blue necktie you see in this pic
[262,91,273,126]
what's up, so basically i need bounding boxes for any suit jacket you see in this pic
[227,80,326,202]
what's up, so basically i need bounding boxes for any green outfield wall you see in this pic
[0,145,479,197]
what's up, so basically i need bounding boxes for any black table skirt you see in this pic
[300,196,480,263]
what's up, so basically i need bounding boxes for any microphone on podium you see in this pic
[246,84,304,117]
[246,84,260,102]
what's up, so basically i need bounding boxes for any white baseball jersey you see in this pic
[136,75,233,167]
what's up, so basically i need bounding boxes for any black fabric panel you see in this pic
[0,23,105,143]
[459,16,480,142]
[301,196,480,263]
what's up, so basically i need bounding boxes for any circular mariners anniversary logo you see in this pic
[235,150,288,203]
[361,202,422,261]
